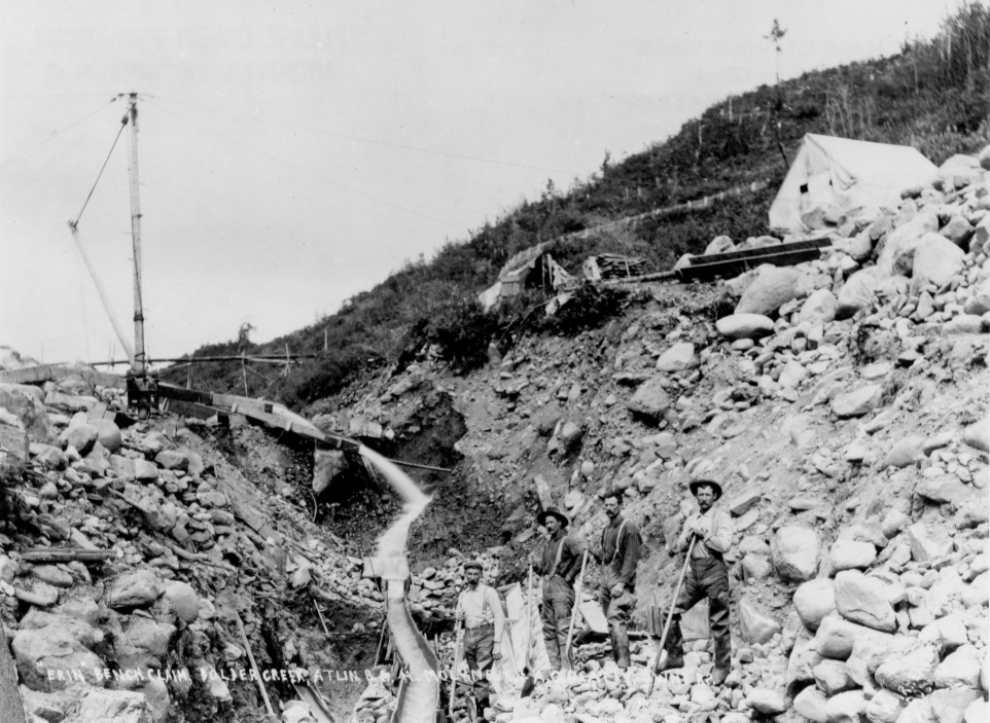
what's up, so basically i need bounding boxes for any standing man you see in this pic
[658,479,733,685]
[530,507,585,670]
[455,560,504,673]
[591,490,642,669]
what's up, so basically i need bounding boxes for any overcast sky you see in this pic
[0,0,966,365]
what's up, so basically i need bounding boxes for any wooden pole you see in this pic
[449,620,464,720]
[126,92,147,378]
[235,613,276,717]
[564,551,589,661]
[647,536,696,697]
[241,353,248,395]
[525,567,534,668]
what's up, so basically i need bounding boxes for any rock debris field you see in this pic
[1,144,989,723]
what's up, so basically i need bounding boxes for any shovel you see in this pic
[647,536,696,697]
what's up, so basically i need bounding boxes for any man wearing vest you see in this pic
[455,560,505,673]
[530,507,585,670]
[591,490,642,669]
[658,479,733,685]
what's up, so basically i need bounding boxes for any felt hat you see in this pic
[463,560,483,572]
[536,507,569,528]
[689,478,723,502]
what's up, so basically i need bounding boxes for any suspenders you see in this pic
[601,521,628,567]
[547,536,566,579]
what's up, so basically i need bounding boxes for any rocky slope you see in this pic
[329,147,990,723]
[3,146,990,723]
[0,374,397,723]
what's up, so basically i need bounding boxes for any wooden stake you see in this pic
[235,612,275,717]
[241,353,248,395]
[564,551,589,660]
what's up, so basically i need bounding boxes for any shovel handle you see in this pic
[647,536,696,696]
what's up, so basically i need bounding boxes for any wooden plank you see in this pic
[677,245,832,282]
[0,364,126,389]
[685,236,832,268]
[160,398,217,420]
[157,383,213,405]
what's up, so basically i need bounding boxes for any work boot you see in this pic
[656,616,685,673]
[710,635,731,686]
[613,627,632,670]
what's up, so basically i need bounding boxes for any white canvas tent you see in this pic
[769,134,938,232]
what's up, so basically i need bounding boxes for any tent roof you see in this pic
[802,134,937,185]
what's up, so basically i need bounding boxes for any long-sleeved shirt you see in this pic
[595,515,642,587]
[678,506,732,559]
[455,584,505,642]
[533,530,585,584]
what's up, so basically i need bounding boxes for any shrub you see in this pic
[541,284,629,336]
[426,298,501,372]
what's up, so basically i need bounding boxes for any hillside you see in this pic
[162,4,990,407]
[0,6,989,723]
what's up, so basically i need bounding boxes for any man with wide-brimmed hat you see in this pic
[530,507,585,670]
[591,489,642,670]
[658,478,734,685]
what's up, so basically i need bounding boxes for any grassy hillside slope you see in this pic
[162,4,990,407]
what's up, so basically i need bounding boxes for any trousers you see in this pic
[665,554,731,668]
[598,567,636,667]
[463,623,495,672]
[541,575,575,670]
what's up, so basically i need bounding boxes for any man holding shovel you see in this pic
[657,479,733,685]
[529,507,585,671]
[591,490,641,670]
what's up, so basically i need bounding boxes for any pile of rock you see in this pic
[0,373,389,723]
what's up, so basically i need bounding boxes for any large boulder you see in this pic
[739,598,781,644]
[829,539,877,571]
[12,624,104,691]
[715,313,774,340]
[929,688,982,723]
[813,659,856,695]
[934,644,982,688]
[59,421,98,456]
[795,288,838,325]
[836,268,881,318]
[771,526,821,581]
[865,690,907,723]
[655,342,699,372]
[89,418,122,453]
[67,688,152,723]
[736,265,802,316]
[875,645,940,696]
[834,570,897,632]
[910,233,966,294]
[0,383,52,442]
[831,385,882,418]
[625,377,672,423]
[162,581,199,624]
[115,617,176,671]
[815,614,893,660]
[705,235,735,255]
[794,578,836,631]
[825,690,868,723]
[794,686,829,723]
[876,211,939,278]
[108,570,162,609]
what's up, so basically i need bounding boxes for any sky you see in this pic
[0,0,968,366]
